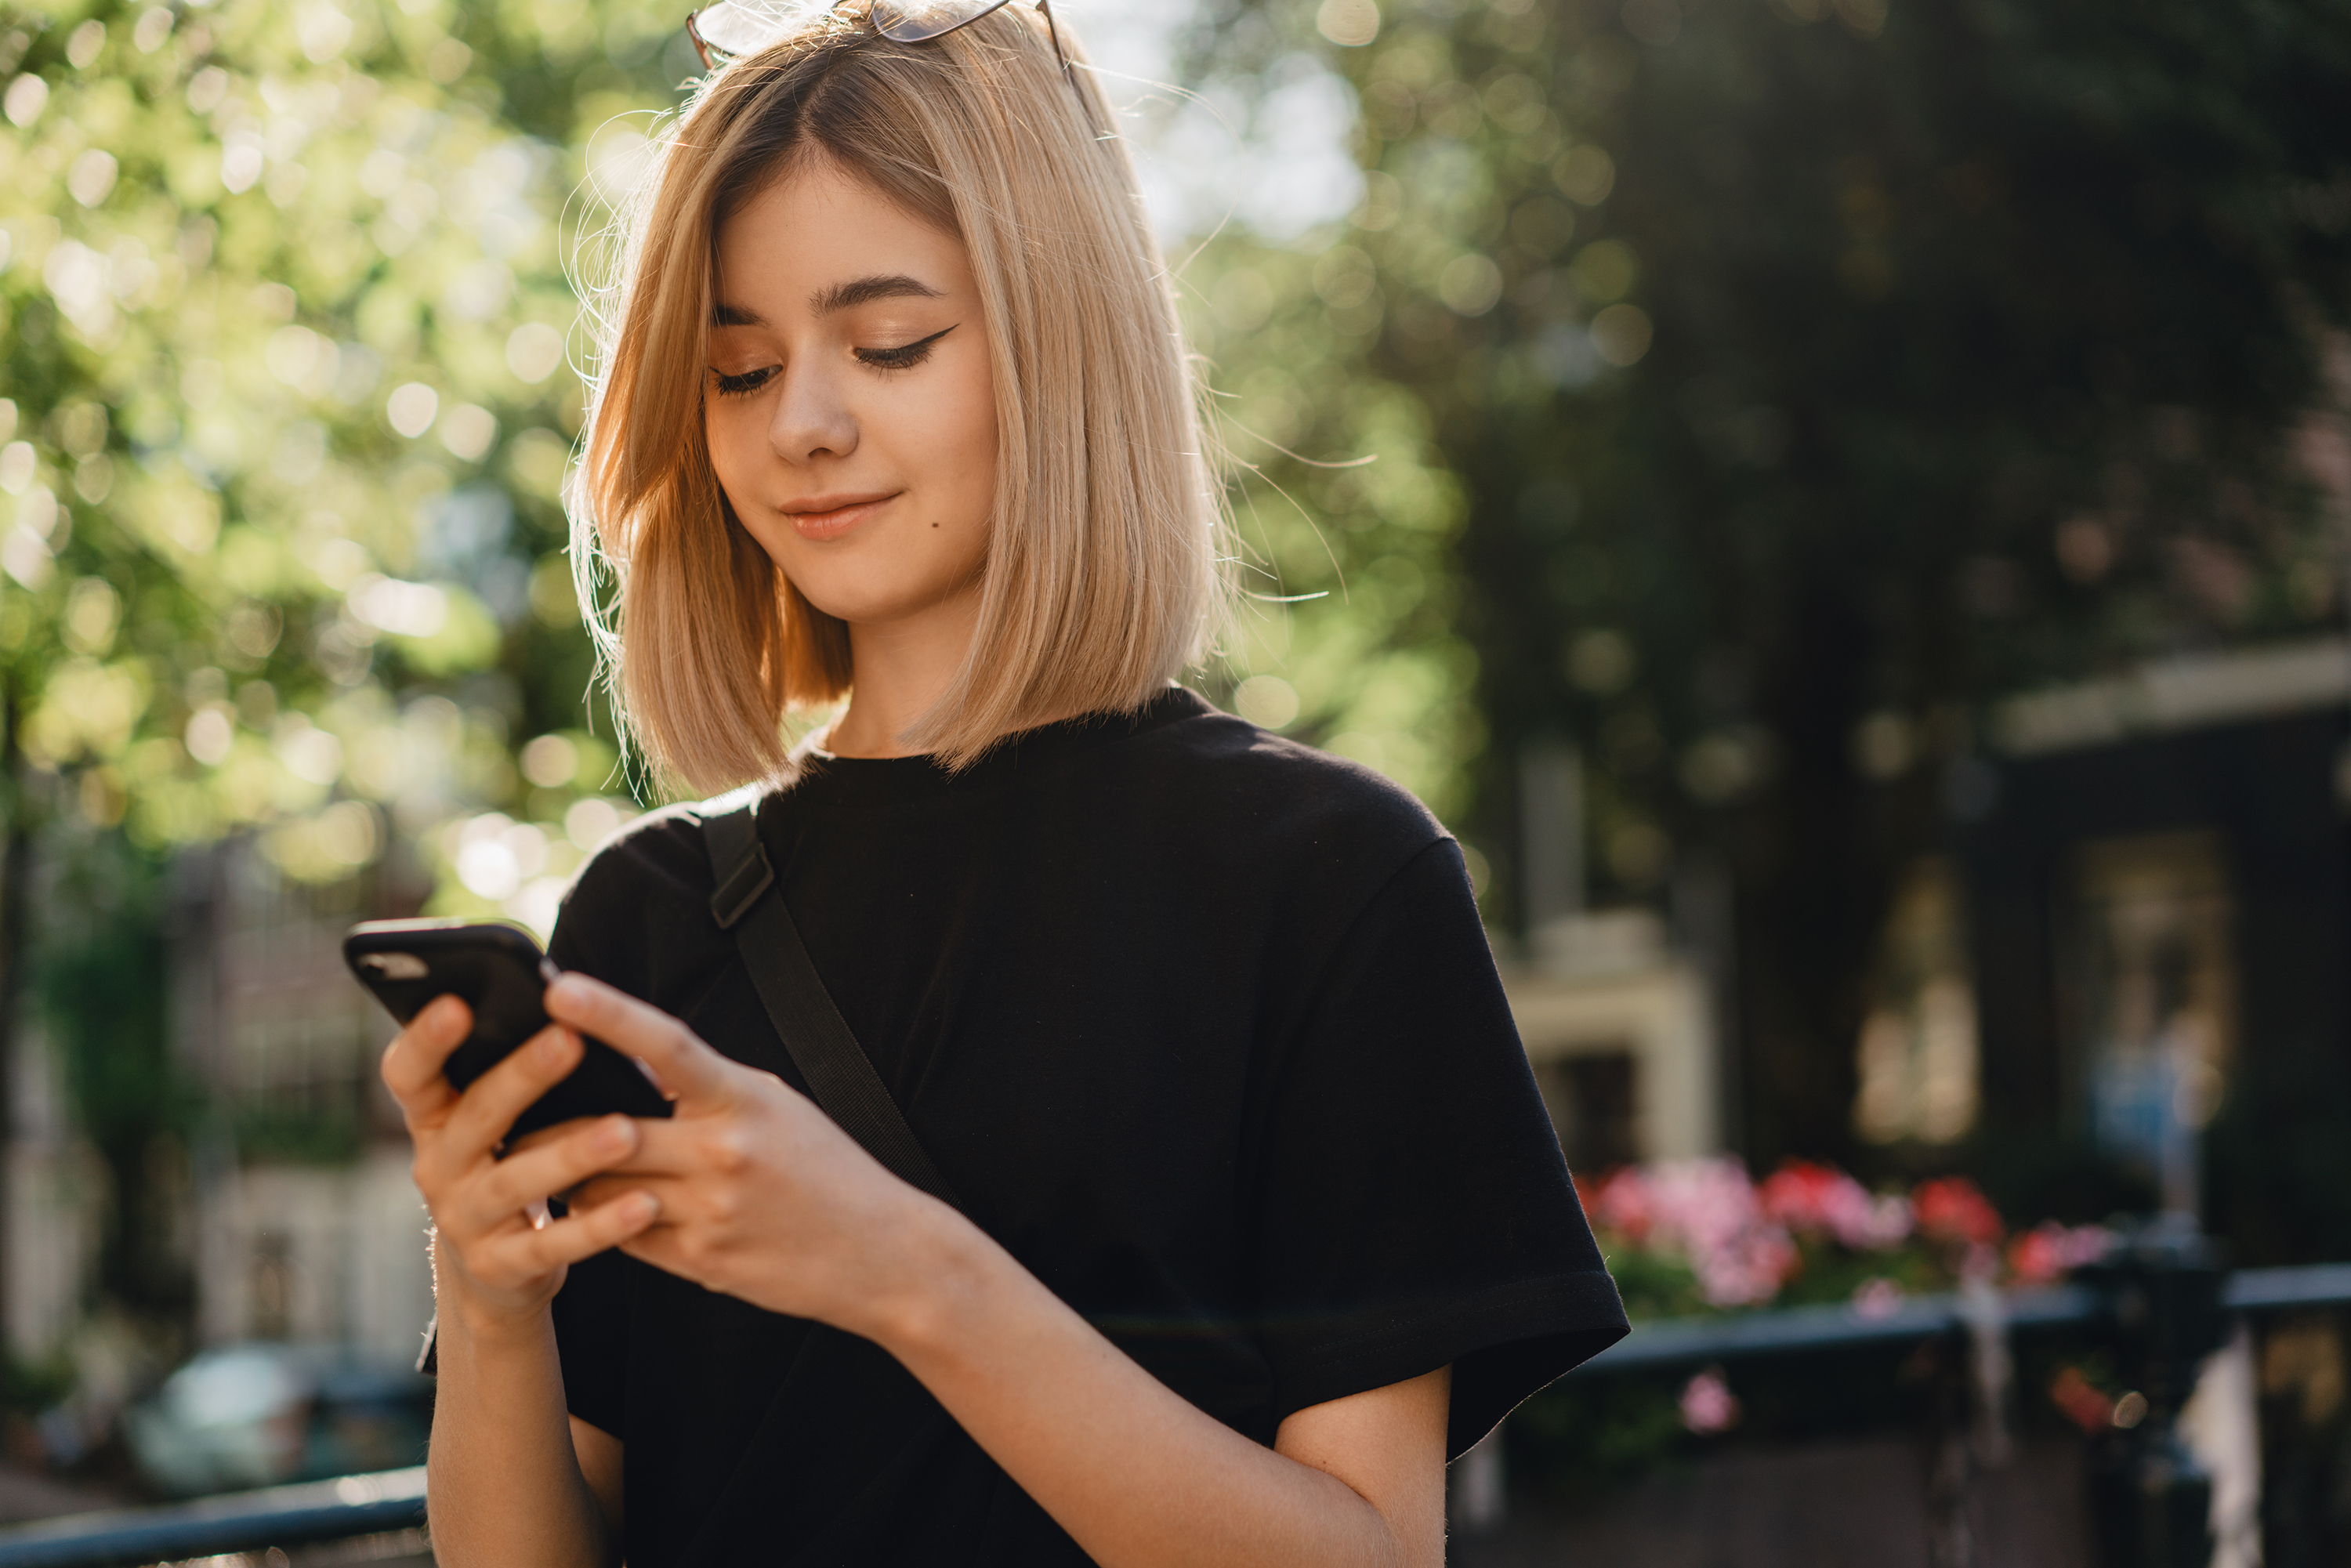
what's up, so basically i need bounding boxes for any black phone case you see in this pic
[343,918,672,1143]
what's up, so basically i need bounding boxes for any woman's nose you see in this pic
[766,364,859,464]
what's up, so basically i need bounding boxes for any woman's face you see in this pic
[704,156,996,633]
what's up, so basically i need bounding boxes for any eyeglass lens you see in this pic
[687,0,1082,125]
[870,0,1015,44]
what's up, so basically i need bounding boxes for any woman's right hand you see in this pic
[380,996,662,1334]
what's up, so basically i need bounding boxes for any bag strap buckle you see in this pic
[710,841,775,930]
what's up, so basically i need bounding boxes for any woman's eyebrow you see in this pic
[811,273,944,315]
[707,277,944,328]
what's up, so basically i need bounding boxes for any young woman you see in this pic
[379,5,1627,1564]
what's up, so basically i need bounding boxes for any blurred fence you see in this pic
[0,1467,422,1568]
[1581,1260,2351,1375]
[1503,1225,2351,1567]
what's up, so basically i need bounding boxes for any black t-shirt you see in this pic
[547,686,1625,1566]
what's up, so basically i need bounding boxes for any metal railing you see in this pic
[1574,1261,2351,1375]
[1578,1280,2098,1372]
[0,1467,424,1568]
[5,1254,2351,1567]
[1563,1234,2351,1568]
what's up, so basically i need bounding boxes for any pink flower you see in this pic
[1679,1368,1741,1434]
[1614,1158,1799,1308]
[1584,1166,1655,1243]
[2008,1227,2063,1284]
[1758,1159,1912,1251]
[1850,1276,1905,1320]
[2006,1222,2114,1284]
[1694,1227,1799,1309]
[1912,1175,2004,1246]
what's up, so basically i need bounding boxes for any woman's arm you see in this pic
[379,998,660,1568]
[550,975,1448,1568]
[885,1222,1449,1568]
[423,1279,616,1568]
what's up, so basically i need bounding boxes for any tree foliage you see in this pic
[1228,0,2351,1161]
[1,0,694,1322]
[0,0,696,911]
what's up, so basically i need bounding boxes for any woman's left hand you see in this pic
[544,972,951,1334]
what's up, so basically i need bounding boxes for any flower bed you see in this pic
[1580,1157,2113,1321]
[1503,1159,2125,1499]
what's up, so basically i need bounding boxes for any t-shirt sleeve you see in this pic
[549,1247,632,1438]
[1249,836,1627,1458]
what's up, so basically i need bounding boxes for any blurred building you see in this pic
[1503,742,1727,1174]
[167,842,431,1367]
[5,1015,103,1362]
[1956,635,2351,1215]
[1503,636,2351,1214]
[1503,910,1722,1172]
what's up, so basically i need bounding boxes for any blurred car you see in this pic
[124,1345,432,1496]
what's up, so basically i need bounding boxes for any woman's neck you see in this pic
[824,588,984,759]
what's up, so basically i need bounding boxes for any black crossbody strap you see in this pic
[700,797,959,1209]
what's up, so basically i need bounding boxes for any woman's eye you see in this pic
[855,324,955,372]
[710,365,777,397]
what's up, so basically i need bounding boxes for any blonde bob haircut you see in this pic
[572,2,1223,792]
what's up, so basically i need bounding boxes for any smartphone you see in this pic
[344,918,672,1144]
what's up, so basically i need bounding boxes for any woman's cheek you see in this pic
[935,360,997,529]
[705,404,761,494]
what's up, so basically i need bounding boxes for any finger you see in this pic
[379,996,473,1124]
[504,1116,604,1161]
[443,1024,585,1158]
[545,973,736,1105]
[567,1170,688,1213]
[492,1190,661,1275]
[565,1175,625,1211]
[474,1116,640,1222]
[560,1116,713,1181]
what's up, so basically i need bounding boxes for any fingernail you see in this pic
[548,973,585,1007]
[536,1030,570,1065]
[626,1192,658,1223]
[597,1116,632,1152]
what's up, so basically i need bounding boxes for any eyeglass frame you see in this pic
[686,1,1096,132]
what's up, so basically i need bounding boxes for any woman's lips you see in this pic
[784,493,896,541]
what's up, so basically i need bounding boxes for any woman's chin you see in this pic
[794,578,981,635]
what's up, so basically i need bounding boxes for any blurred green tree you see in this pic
[1249,0,2351,1163]
[0,0,689,1327]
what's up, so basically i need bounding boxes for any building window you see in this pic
[2060,830,2233,1213]
[1536,1048,1642,1172]
[1853,860,1981,1146]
